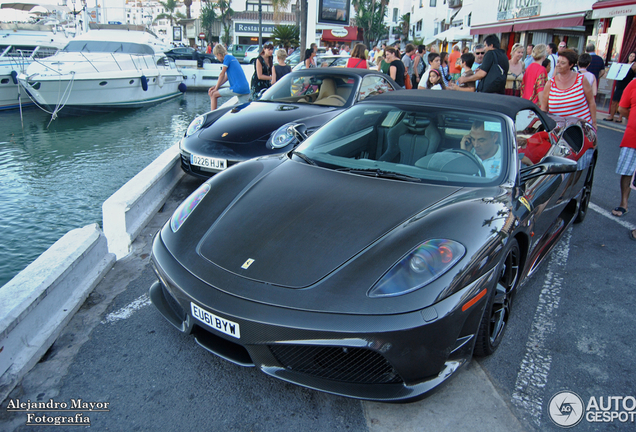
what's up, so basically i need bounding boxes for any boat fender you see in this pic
[10,70,18,84]
[140,75,148,91]
[178,83,187,93]
[157,73,165,88]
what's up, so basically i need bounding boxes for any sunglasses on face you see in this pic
[475,52,485,55]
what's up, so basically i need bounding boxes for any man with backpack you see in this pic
[457,34,509,94]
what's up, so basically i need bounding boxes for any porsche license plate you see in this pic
[191,303,240,339]
[190,154,227,170]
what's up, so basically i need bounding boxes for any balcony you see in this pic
[448,0,462,7]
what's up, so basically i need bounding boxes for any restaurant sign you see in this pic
[235,23,276,34]
[497,0,541,21]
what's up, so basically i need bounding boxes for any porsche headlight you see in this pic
[268,124,299,149]
[368,239,465,298]
[186,115,206,137]
[170,183,211,232]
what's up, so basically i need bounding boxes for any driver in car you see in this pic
[460,121,502,178]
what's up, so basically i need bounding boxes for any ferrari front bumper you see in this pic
[149,232,496,402]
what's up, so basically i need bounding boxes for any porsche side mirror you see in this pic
[520,156,577,182]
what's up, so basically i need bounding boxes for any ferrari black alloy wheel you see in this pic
[474,238,520,356]
[574,157,595,224]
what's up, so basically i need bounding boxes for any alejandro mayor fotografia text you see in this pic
[5,398,110,426]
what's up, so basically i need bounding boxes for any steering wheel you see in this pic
[443,148,486,177]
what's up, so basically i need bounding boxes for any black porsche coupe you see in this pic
[179,68,400,178]
[150,91,596,401]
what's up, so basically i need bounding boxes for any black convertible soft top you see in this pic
[366,90,557,130]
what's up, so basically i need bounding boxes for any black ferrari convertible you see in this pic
[150,91,596,401]
[179,68,400,178]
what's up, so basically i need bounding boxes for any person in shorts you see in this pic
[208,44,250,111]
[611,79,636,219]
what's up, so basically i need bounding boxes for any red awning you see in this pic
[513,13,586,32]
[321,26,360,42]
[470,24,513,35]
[591,0,636,18]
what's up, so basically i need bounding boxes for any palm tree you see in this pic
[183,0,192,19]
[215,0,233,46]
[352,0,388,47]
[399,13,410,43]
[271,25,299,50]
[200,0,217,43]
[154,0,186,26]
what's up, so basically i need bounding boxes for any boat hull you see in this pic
[19,72,184,111]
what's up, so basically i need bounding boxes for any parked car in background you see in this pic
[178,68,400,178]
[229,44,250,63]
[292,54,354,71]
[243,45,260,64]
[164,47,218,67]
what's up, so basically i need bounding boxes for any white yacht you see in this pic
[0,23,72,110]
[18,26,185,112]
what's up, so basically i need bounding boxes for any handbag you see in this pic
[405,73,412,89]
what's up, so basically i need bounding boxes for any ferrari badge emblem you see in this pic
[222,132,229,138]
[241,258,255,269]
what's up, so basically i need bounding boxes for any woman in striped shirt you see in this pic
[540,49,597,129]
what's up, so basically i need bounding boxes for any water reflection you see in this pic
[0,92,216,287]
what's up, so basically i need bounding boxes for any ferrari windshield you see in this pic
[294,104,510,186]
[259,72,359,106]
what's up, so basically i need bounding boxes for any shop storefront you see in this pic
[320,26,361,47]
[591,0,636,112]
[470,2,593,59]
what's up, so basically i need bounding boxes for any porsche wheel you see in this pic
[574,157,595,224]
[474,238,520,357]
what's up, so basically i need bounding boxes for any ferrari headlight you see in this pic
[186,115,206,137]
[170,183,211,232]
[268,124,298,149]
[368,239,465,298]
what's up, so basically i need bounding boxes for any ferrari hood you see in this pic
[196,101,340,144]
[197,161,461,288]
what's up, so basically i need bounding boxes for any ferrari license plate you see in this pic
[190,154,227,170]
[191,303,240,339]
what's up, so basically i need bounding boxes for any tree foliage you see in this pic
[271,25,299,49]
[215,0,234,46]
[400,13,410,43]
[200,0,217,43]
[154,0,186,25]
[352,0,388,48]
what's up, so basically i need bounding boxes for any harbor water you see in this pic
[0,91,217,288]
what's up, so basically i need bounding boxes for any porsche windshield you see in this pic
[294,104,510,186]
[259,73,358,106]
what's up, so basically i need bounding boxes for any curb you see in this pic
[0,223,115,403]
[102,144,185,259]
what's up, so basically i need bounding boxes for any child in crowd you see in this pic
[271,49,292,85]
[448,53,476,92]
[424,69,445,90]
[542,58,551,77]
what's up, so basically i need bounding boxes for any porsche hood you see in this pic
[196,101,340,145]
[195,161,461,288]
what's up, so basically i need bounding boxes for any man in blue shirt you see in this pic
[209,45,250,111]
[524,44,534,68]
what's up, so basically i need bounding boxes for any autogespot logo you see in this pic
[549,391,585,428]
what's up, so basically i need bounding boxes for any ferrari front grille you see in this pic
[269,345,402,385]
